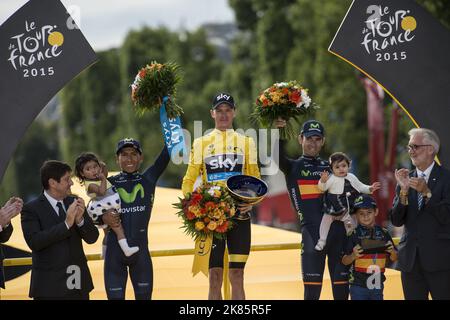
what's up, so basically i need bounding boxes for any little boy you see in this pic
[342,194,397,300]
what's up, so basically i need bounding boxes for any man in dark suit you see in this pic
[391,128,450,300]
[21,160,99,300]
[1,197,23,289]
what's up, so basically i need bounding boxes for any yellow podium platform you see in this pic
[1,187,404,300]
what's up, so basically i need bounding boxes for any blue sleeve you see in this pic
[143,145,170,184]
[277,139,294,174]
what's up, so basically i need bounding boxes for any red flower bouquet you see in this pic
[252,80,317,139]
[173,184,236,240]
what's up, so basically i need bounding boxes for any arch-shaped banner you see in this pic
[329,0,450,165]
[0,0,98,180]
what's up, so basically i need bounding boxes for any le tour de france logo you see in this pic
[7,20,65,78]
[361,4,417,63]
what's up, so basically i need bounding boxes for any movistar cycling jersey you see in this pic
[108,146,169,243]
[278,139,349,300]
[278,140,330,228]
[182,128,260,194]
[103,146,169,300]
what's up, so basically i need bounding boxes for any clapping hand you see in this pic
[74,197,86,224]
[0,197,23,227]
[65,201,78,228]
[409,177,429,194]
[395,168,410,192]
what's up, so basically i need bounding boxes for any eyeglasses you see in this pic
[407,144,431,151]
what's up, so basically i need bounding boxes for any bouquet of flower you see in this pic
[173,185,236,240]
[252,80,317,139]
[130,61,183,119]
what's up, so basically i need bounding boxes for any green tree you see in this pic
[227,0,369,176]
[116,27,224,186]
[60,27,226,187]
[0,120,60,203]
[287,0,368,171]
[228,0,259,31]
[14,121,60,200]
[60,49,122,167]
[220,33,259,126]
[416,0,450,29]
[254,0,296,88]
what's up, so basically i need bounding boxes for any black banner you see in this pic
[329,0,450,165]
[0,0,98,180]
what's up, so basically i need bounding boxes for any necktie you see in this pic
[56,201,66,219]
[417,173,426,210]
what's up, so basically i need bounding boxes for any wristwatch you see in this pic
[422,190,432,199]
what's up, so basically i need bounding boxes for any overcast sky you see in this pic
[0,0,235,50]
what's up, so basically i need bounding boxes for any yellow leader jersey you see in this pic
[182,129,260,195]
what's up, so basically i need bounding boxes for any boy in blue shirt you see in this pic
[342,194,397,300]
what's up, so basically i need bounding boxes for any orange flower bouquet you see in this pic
[173,184,236,240]
[252,80,317,139]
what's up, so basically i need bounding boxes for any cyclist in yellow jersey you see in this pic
[182,92,260,300]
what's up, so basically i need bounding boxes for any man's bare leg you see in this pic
[209,267,223,300]
[229,268,245,300]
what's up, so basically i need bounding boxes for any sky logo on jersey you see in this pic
[205,154,243,182]
[116,184,144,204]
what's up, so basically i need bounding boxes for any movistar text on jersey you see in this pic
[119,206,146,214]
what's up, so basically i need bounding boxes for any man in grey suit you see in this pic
[21,160,99,299]
[0,197,23,289]
[391,128,450,300]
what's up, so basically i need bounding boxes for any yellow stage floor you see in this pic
[1,187,404,300]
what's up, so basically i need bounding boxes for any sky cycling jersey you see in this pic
[182,128,260,194]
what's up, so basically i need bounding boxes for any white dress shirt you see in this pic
[416,161,435,183]
[43,191,84,229]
